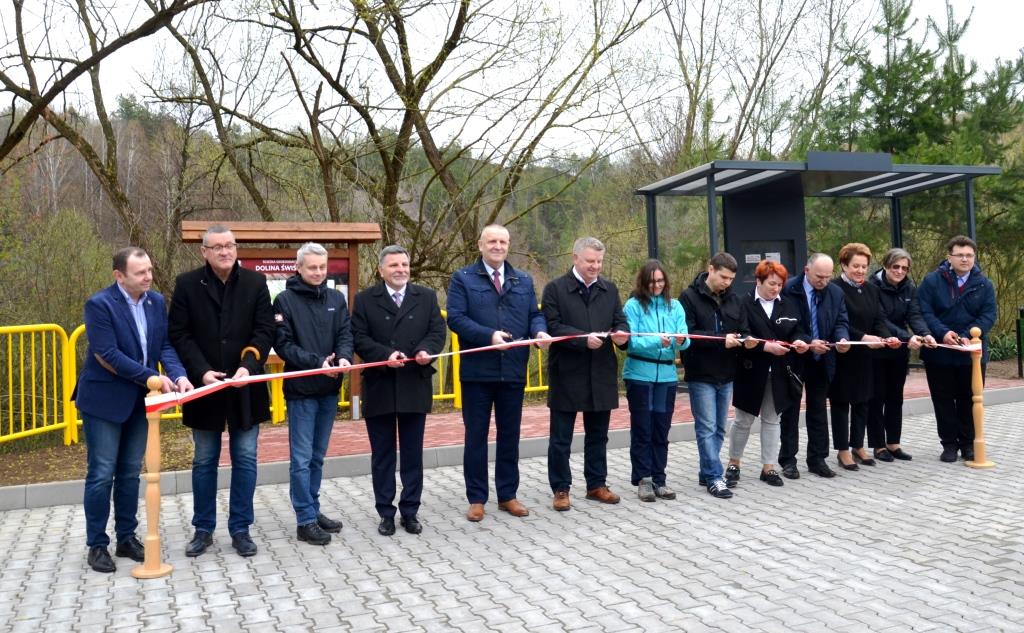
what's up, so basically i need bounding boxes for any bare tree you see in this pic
[0,0,211,164]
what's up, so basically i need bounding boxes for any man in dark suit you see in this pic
[778,253,850,479]
[168,224,275,558]
[352,245,447,536]
[542,236,630,511]
[446,224,550,523]
[75,247,193,573]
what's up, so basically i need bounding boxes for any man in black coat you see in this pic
[352,245,447,536]
[542,236,630,511]
[272,242,353,546]
[680,252,748,499]
[778,253,850,480]
[168,225,275,558]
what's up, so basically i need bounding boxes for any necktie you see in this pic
[392,291,402,308]
[809,290,821,360]
[492,269,502,294]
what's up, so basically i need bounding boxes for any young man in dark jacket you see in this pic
[680,252,747,498]
[272,242,354,546]
[917,235,997,462]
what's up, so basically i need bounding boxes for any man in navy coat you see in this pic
[74,247,193,573]
[447,225,550,522]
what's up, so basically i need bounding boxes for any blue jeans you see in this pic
[287,395,339,525]
[83,410,148,547]
[688,381,731,483]
[191,425,259,535]
[461,381,525,504]
[626,380,676,486]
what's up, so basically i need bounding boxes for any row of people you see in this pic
[75,224,995,572]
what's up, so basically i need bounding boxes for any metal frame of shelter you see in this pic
[635,151,1002,260]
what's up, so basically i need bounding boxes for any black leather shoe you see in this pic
[378,517,396,536]
[940,446,959,462]
[961,447,975,461]
[724,464,740,488]
[808,462,837,478]
[890,447,913,461]
[837,455,859,471]
[185,530,213,558]
[316,513,343,533]
[400,516,423,535]
[231,532,257,557]
[115,535,145,562]
[297,522,331,546]
[781,463,800,480]
[87,546,115,573]
[873,448,895,462]
[852,450,876,466]
[759,470,784,487]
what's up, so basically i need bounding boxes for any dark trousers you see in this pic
[831,400,868,450]
[868,355,909,447]
[461,381,526,504]
[924,363,983,449]
[779,358,831,467]
[365,413,426,519]
[625,380,675,486]
[548,409,610,492]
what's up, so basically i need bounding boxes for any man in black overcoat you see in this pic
[168,224,275,558]
[542,236,630,511]
[351,245,447,536]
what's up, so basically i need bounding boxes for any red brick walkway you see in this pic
[233,370,1021,465]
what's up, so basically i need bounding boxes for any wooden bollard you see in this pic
[132,376,173,578]
[966,326,995,469]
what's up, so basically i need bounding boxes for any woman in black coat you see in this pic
[829,243,899,471]
[727,261,809,487]
[868,248,936,462]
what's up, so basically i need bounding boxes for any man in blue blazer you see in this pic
[74,247,193,573]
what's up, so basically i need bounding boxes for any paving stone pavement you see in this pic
[2,402,1024,632]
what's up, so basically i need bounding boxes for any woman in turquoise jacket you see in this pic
[623,260,690,502]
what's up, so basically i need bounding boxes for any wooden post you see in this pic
[132,376,174,578]
[965,327,995,469]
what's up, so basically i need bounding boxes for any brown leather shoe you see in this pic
[585,486,620,504]
[552,491,571,511]
[466,503,485,522]
[497,499,529,517]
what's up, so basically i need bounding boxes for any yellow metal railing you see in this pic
[0,324,76,445]
[4,313,549,443]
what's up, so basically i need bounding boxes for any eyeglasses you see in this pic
[650,278,666,285]
[949,252,975,260]
[889,264,910,272]
[203,243,237,253]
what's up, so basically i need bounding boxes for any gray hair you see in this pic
[201,224,233,246]
[881,247,912,270]
[806,252,831,266]
[479,224,509,240]
[296,242,328,267]
[572,236,605,255]
[378,244,409,267]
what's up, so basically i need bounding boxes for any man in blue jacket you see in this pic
[447,225,550,522]
[917,236,997,462]
[778,253,850,479]
[272,242,353,546]
[74,247,193,573]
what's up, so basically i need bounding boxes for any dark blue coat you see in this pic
[782,273,850,381]
[917,260,997,366]
[446,259,547,382]
[73,284,186,423]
